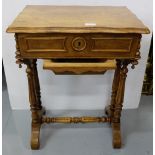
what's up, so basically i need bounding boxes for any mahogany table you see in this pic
[6,5,150,150]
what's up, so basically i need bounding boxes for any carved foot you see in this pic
[112,123,122,148]
[31,123,41,150]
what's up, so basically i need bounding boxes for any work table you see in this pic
[7,5,149,150]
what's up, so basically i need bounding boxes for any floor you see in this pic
[2,72,153,155]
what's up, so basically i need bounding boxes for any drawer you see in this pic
[17,33,141,59]
[43,59,116,75]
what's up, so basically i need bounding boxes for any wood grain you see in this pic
[6,5,149,34]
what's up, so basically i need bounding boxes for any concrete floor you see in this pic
[2,73,153,155]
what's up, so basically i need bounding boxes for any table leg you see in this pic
[112,60,129,148]
[25,59,43,150]
[105,60,121,118]
[33,60,46,115]
[33,59,42,110]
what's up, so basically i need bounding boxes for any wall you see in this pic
[3,0,152,110]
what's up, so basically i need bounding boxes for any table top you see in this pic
[7,5,149,34]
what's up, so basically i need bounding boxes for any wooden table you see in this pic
[7,5,149,150]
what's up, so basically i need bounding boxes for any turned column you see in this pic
[24,59,42,149]
[113,60,129,123]
[112,60,129,148]
[109,60,121,118]
[32,59,42,110]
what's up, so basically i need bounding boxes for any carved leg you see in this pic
[25,59,43,150]
[105,60,120,118]
[33,59,46,115]
[112,60,129,148]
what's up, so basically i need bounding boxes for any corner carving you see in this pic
[15,34,23,68]
[130,35,142,69]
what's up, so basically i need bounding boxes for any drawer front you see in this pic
[17,33,141,59]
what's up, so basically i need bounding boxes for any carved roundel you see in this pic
[72,37,86,51]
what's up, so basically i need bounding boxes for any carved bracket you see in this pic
[130,35,142,69]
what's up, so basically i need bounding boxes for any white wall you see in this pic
[3,0,152,110]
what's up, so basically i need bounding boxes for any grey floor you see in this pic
[2,72,153,155]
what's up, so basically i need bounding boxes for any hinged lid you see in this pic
[7,5,150,34]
